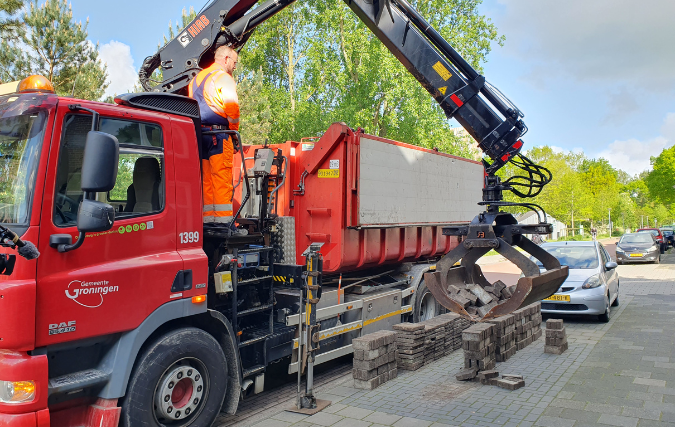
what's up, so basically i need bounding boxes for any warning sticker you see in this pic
[302,143,315,151]
[432,62,452,81]
[439,86,447,95]
[329,159,339,169]
[318,169,339,178]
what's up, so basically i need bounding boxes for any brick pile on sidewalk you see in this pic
[393,323,425,371]
[446,280,516,319]
[544,319,568,354]
[421,319,446,365]
[514,302,542,350]
[485,314,516,362]
[352,330,398,390]
[437,312,461,355]
[456,322,496,381]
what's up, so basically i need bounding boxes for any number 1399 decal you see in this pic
[179,231,200,244]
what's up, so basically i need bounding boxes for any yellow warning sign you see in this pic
[439,86,447,95]
[318,169,339,178]
[432,62,452,81]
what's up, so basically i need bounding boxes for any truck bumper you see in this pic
[0,409,50,427]
[0,351,48,424]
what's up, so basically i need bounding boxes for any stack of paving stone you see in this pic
[393,323,426,371]
[494,374,526,390]
[544,319,568,354]
[420,319,446,364]
[437,313,461,355]
[453,316,473,350]
[514,303,543,350]
[352,330,398,390]
[456,322,496,381]
[446,280,515,319]
[485,314,516,362]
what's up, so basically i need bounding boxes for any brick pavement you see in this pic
[224,251,675,427]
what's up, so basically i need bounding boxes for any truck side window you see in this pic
[54,115,165,227]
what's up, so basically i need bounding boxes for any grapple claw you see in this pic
[424,211,569,321]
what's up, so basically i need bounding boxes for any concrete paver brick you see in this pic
[620,406,662,421]
[334,406,374,420]
[533,415,574,427]
[620,370,652,378]
[392,417,433,427]
[252,420,293,427]
[633,377,666,387]
[273,412,310,423]
[304,412,344,426]
[597,413,639,427]
[363,411,403,425]
[331,418,372,427]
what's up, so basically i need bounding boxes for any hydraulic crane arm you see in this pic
[140,0,567,319]
[140,0,525,171]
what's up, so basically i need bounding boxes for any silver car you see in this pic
[536,241,619,322]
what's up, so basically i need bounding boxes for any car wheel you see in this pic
[414,280,440,322]
[120,327,228,427]
[617,260,623,266]
[655,255,661,264]
[611,284,619,307]
[661,244,665,254]
[598,296,611,323]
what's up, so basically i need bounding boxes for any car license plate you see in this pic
[544,294,570,302]
[630,253,643,257]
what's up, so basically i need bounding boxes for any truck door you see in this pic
[35,107,183,346]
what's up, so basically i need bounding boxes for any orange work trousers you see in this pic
[202,133,234,224]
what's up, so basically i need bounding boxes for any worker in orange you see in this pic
[189,45,240,226]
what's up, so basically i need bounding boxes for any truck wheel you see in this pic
[121,327,228,427]
[413,280,439,322]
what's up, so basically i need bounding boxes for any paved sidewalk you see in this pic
[223,252,675,427]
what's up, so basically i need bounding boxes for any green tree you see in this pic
[0,0,108,100]
[0,0,22,42]
[645,146,675,206]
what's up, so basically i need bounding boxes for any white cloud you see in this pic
[597,113,675,176]
[99,41,138,98]
[495,0,675,92]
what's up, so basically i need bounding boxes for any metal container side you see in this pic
[233,123,484,273]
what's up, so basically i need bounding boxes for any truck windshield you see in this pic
[0,94,54,225]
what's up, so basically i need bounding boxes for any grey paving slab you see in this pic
[363,412,403,425]
[597,413,639,427]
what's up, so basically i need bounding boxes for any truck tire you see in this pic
[413,280,440,322]
[121,327,228,427]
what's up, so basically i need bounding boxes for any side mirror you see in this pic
[605,261,618,270]
[77,199,115,233]
[81,131,119,192]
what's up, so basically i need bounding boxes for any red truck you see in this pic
[0,79,484,426]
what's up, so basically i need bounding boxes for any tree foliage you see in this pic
[0,0,23,41]
[645,146,675,206]
[0,0,108,100]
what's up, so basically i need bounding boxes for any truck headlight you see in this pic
[582,274,603,289]
[0,380,35,404]
[616,247,625,253]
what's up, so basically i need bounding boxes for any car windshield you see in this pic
[662,230,673,236]
[533,245,599,269]
[620,234,654,244]
[639,229,659,237]
[0,94,54,225]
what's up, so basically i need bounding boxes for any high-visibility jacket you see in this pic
[189,64,240,224]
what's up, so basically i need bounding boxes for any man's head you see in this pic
[215,46,238,75]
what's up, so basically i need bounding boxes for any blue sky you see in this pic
[68,0,675,176]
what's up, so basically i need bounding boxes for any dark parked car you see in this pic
[616,233,661,264]
[637,228,665,253]
[661,229,674,248]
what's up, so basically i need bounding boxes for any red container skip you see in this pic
[234,123,484,273]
